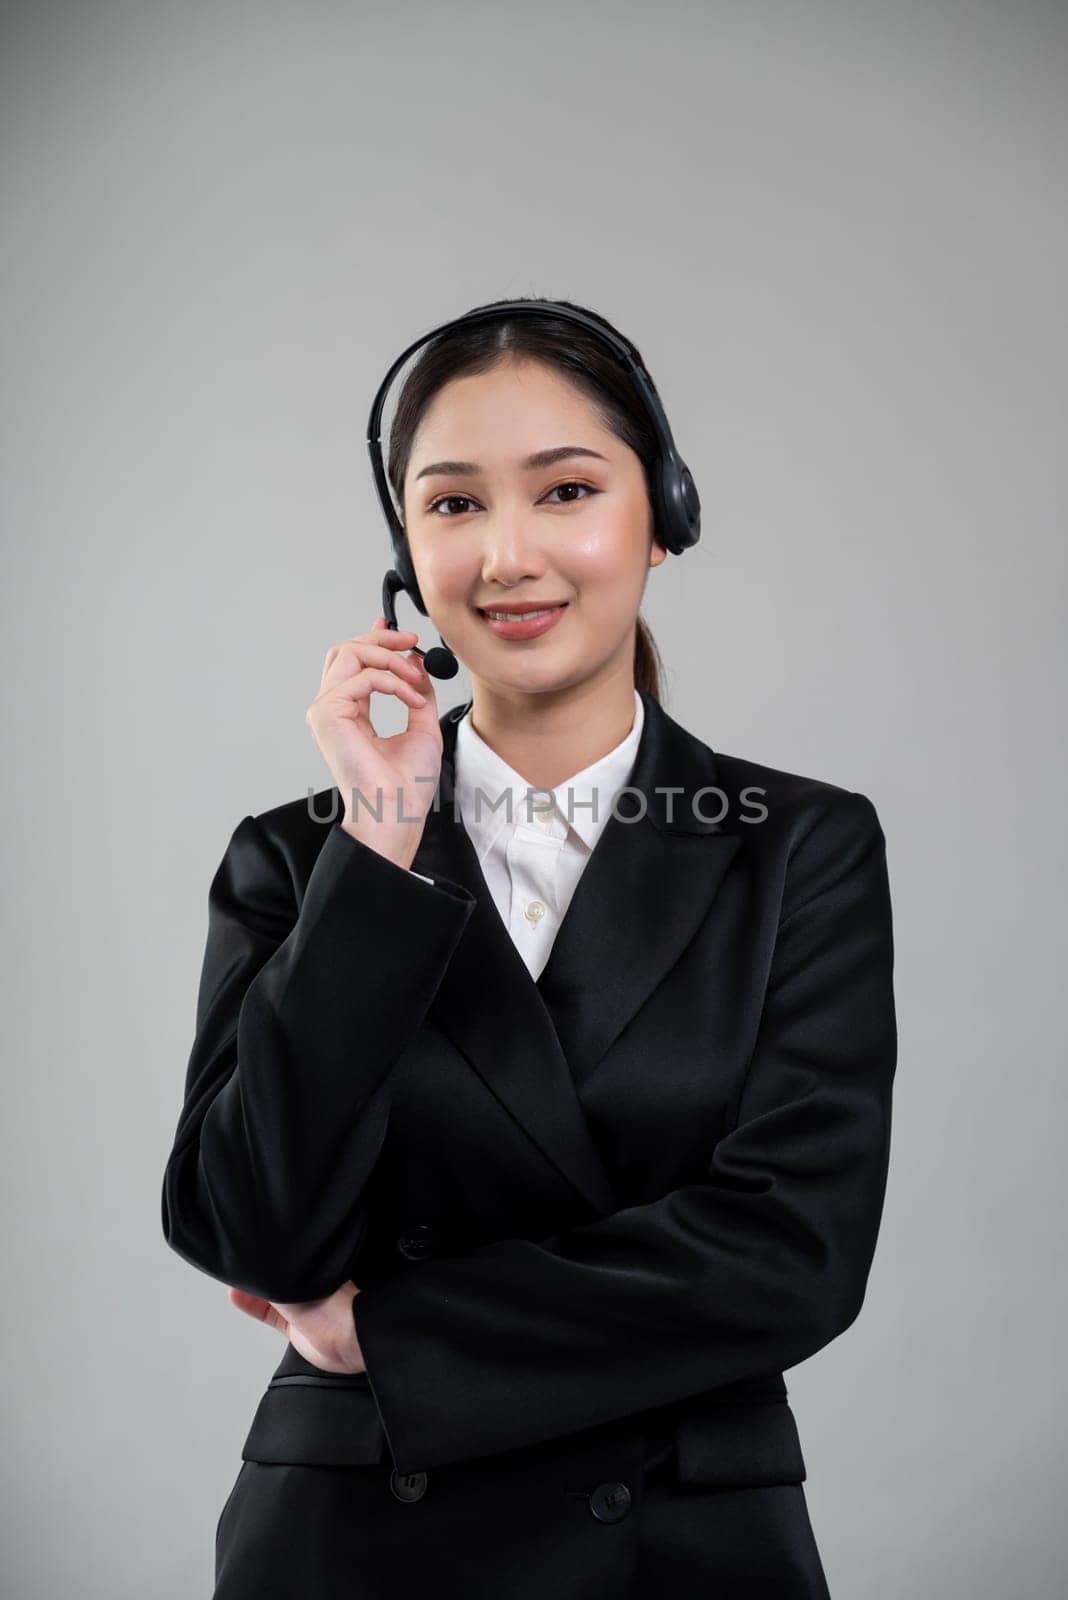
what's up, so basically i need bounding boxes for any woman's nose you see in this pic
[478,515,547,583]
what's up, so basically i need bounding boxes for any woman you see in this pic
[162,298,897,1598]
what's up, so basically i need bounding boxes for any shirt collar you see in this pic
[454,688,644,864]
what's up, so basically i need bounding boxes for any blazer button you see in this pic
[389,1469,429,1503]
[396,1223,434,1261]
[588,1481,632,1523]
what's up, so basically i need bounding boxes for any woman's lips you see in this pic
[476,603,569,640]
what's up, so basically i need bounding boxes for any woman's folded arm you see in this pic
[161,812,475,1302]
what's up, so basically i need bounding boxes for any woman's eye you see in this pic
[425,482,599,517]
[426,494,478,517]
[543,481,598,505]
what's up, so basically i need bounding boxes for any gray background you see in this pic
[3,1,1065,1594]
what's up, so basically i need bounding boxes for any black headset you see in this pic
[367,299,702,680]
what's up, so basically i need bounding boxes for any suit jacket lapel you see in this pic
[411,688,742,1219]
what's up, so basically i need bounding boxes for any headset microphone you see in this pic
[381,570,459,679]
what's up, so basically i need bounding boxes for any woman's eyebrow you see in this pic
[414,445,609,482]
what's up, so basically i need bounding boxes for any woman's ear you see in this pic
[648,509,669,567]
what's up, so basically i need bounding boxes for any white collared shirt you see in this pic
[414,690,643,981]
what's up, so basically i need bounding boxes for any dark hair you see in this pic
[385,295,668,704]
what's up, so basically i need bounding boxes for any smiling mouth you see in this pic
[476,603,569,620]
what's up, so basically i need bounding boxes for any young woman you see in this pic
[162,297,897,1598]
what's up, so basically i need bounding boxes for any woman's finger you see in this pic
[321,623,419,690]
[228,1287,289,1336]
[322,640,425,690]
[309,666,430,732]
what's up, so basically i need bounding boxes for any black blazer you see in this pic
[162,687,896,1490]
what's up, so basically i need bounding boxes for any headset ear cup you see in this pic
[655,453,701,553]
[680,465,701,545]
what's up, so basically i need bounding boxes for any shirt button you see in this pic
[534,804,557,826]
[589,1481,632,1523]
[524,899,547,924]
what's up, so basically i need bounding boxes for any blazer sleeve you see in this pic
[161,813,475,1302]
[352,790,897,1473]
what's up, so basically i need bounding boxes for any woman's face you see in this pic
[402,357,667,698]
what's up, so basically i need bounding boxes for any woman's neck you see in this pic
[465,674,639,793]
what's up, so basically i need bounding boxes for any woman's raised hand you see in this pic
[305,616,443,871]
